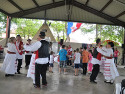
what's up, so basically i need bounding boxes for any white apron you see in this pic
[104,58,119,81]
[27,54,36,83]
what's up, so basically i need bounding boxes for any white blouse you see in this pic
[7,43,18,53]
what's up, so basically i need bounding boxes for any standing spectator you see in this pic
[88,50,93,73]
[74,48,81,76]
[25,39,32,68]
[49,51,54,73]
[67,45,73,66]
[82,47,89,75]
[114,48,120,65]
[80,47,83,68]
[59,45,68,74]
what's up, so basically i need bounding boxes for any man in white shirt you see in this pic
[24,31,49,88]
[25,39,32,68]
[15,35,23,74]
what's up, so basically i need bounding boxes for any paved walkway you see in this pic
[0,57,125,94]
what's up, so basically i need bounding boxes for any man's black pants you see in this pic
[25,55,32,67]
[83,63,87,75]
[35,63,47,87]
[17,59,22,72]
[90,64,100,81]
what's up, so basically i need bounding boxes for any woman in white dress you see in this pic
[1,37,19,77]
[97,42,119,84]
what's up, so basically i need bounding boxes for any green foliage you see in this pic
[98,25,124,44]
[80,24,96,34]
[15,18,42,39]
[0,12,7,33]
[81,23,124,44]
[49,21,66,41]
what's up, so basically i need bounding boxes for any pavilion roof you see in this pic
[0,0,125,26]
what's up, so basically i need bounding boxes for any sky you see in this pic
[70,30,96,44]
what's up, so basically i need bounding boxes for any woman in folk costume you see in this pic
[1,37,22,77]
[97,42,119,84]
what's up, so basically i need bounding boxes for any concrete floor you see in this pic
[0,56,125,94]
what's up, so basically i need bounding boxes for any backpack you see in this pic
[120,79,125,94]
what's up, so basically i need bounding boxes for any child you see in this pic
[1,37,21,77]
[49,51,54,73]
[74,48,81,76]
[88,50,93,73]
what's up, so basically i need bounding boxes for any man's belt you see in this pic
[105,57,112,59]
[7,51,16,54]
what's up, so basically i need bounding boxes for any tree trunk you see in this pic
[96,24,98,39]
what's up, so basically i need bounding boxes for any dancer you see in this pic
[97,42,119,84]
[25,39,32,68]
[15,35,23,74]
[90,38,102,84]
[88,50,93,73]
[24,31,49,88]
[1,37,22,77]
[82,46,89,75]
[74,48,81,76]
[49,51,54,73]
[59,45,68,74]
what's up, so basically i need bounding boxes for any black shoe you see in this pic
[17,71,21,74]
[5,74,10,77]
[90,80,97,84]
[9,74,14,76]
[34,85,41,89]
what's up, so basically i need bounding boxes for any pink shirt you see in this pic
[114,50,120,57]
[89,53,92,61]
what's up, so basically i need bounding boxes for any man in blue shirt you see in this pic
[59,45,68,74]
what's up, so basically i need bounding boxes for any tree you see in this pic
[80,23,124,44]
[0,12,7,35]
[49,21,66,41]
[15,18,43,39]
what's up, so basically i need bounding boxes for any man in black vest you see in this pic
[90,38,101,84]
[24,31,49,88]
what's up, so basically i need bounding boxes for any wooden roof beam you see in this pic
[52,0,55,4]
[73,1,125,26]
[85,0,89,6]
[100,0,113,12]
[8,0,23,11]
[11,1,67,17]
[0,8,10,16]
[115,11,125,18]
[32,0,39,7]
